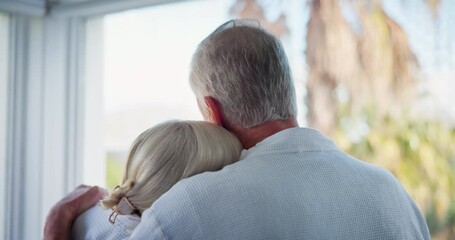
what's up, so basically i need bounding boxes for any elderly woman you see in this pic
[72,120,242,239]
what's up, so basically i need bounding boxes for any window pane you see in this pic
[102,1,229,161]
[81,0,306,189]
[100,0,232,189]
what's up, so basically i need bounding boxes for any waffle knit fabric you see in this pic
[132,127,429,240]
[75,127,430,239]
[72,204,141,240]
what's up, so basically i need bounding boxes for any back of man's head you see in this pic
[190,19,297,128]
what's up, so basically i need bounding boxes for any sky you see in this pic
[103,0,231,113]
[102,0,455,151]
[384,0,455,123]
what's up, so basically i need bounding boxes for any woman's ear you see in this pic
[203,96,223,126]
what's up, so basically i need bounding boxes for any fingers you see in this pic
[44,185,109,240]
[94,186,109,199]
[76,184,90,190]
[74,186,108,216]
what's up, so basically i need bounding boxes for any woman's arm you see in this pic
[43,185,107,240]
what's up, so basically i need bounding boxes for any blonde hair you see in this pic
[100,120,242,214]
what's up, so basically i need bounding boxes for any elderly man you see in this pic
[44,20,430,239]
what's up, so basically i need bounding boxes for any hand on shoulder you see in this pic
[43,185,108,240]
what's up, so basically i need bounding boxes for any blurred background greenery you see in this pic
[105,0,454,238]
[106,155,123,190]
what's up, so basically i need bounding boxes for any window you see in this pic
[101,1,227,188]
[0,11,9,239]
[83,1,232,188]
[83,0,307,189]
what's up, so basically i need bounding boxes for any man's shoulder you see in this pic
[141,166,243,239]
[159,159,252,202]
[338,151,403,185]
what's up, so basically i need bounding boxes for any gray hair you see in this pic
[190,19,297,128]
[101,120,242,213]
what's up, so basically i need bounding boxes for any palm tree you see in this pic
[355,0,418,112]
[306,0,360,134]
[306,0,419,134]
[229,0,288,38]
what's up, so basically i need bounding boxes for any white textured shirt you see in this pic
[72,204,141,240]
[73,127,430,239]
[131,127,430,239]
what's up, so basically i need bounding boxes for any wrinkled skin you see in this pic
[43,185,108,240]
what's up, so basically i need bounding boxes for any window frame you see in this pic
[0,1,191,238]
[0,11,9,240]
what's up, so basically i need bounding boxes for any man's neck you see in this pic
[227,119,299,149]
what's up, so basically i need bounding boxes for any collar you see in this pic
[240,127,338,160]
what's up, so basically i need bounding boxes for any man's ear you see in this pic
[204,96,223,126]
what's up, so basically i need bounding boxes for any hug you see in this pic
[44,19,430,240]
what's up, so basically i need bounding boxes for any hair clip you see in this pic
[109,209,119,224]
[108,196,141,224]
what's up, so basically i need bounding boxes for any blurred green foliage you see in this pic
[333,104,455,239]
[106,156,123,190]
